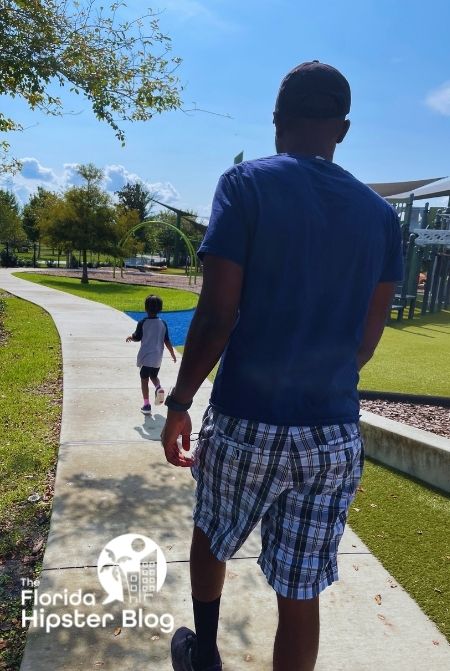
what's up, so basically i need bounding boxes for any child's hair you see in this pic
[145,294,163,315]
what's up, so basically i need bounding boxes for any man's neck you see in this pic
[279,143,334,161]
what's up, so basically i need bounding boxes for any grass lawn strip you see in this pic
[14,272,198,312]
[349,460,449,640]
[360,309,450,396]
[0,293,62,671]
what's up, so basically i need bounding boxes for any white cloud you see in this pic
[61,163,85,188]
[425,81,450,116]
[20,157,57,183]
[148,181,180,204]
[0,158,181,208]
[104,164,143,193]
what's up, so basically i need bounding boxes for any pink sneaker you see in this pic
[155,387,165,405]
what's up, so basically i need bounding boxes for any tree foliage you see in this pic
[0,189,25,264]
[116,181,154,222]
[41,163,116,282]
[0,189,22,243]
[22,186,58,244]
[0,1,182,171]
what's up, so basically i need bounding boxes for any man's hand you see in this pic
[126,336,133,342]
[161,409,193,467]
[172,353,177,363]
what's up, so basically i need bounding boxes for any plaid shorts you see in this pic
[192,406,364,600]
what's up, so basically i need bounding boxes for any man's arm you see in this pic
[357,282,396,370]
[172,254,244,403]
[160,255,243,466]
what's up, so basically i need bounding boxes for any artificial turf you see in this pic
[348,460,450,640]
[359,309,450,396]
[14,272,199,312]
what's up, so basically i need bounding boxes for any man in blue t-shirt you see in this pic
[162,61,403,671]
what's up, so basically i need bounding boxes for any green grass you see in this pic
[349,460,450,639]
[14,272,199,312]
[160,268,192,276]
[360,309,450,396]
[0,292,62,670]
[0,293,62,555]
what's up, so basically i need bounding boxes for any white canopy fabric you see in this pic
[387,176,450,201]
[367,177,445,198]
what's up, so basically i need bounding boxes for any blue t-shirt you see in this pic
[198,154,403,426]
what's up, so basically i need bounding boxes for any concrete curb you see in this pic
[361,410,450,494]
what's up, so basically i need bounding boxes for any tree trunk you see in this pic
[81,249,89,284]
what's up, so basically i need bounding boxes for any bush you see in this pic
[0,249,18,267]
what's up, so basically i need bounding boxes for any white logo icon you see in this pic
[98,534,167,605]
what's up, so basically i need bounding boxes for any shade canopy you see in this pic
[386,176,450,201]
[367,177,445,198]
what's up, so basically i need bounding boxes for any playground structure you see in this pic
[114,198,204,285]
[117,219,199,285]
[388,194,450,320]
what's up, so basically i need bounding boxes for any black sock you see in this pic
[192,595,221,670]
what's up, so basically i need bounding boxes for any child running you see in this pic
[126,294,177,415]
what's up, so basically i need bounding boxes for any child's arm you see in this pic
[163,321,177,362]
[126,320,144,343]
[165,340,177,362]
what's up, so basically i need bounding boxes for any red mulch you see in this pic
[31,268,203,294]
[361,400,450,439]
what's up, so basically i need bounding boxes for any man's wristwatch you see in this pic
[165,391,193,412]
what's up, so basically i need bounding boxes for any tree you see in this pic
[0,189,24,264]
[113,204,143,261]
[116,182,154,222]
[116,181,156,248]
[0,1,182,171]
[42,164,116,283]
[150,211,179,265]
[22,187,58,262]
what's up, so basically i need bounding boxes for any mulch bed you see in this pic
[361,400,450,439]
[30,267,203,294]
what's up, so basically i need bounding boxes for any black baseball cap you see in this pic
[274,60,351,122]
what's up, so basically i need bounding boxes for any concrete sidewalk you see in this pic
[1,269,448,670]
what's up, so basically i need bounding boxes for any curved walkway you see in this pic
[0,269,448,670]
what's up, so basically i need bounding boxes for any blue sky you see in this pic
[2,0,450,215]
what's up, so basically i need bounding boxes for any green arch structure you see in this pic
[118,219,199,285]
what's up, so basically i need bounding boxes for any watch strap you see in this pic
[165,393,193,412]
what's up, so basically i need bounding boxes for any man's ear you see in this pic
[336,118,350,144]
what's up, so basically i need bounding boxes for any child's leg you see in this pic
[150,374,160,390]
[139,367,151,407]
[141,377,150,401]
[151,368,165,405]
